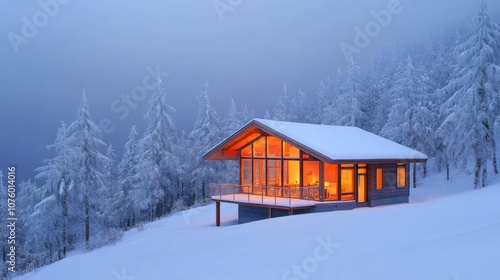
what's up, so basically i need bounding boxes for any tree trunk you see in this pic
[446,162,450,181]
[423,162,427,178]
[412,163,417,188]
[85,194,90,248]
[493,153,498,175]
[482,166,487,188]
[474,158,481,189]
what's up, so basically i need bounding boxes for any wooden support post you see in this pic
[288,208,293,215]
[216,201,221,227]
[268,207,272,218]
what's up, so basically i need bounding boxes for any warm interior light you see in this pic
[397,165,406,187]
[267,136,282,158]
[324,163,339,200]
[283,141,300,158]
[376,168,383,190]
[253,137,266,158]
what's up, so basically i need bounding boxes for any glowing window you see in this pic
[241,145,252,157]
[340,168,354,201]
[241,159,252,192]
[324,163,338,201]
[267,137,282,158]
[397,164,406,188]
[283,142,300,158]
[253,159,266,187]
[357,175,366,203]
[303,161,320,187]
[267,160,282,186]
[283,160,300,187]
[253,137,266,158]
[376,168,383,190]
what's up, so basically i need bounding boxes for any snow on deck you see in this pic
[212,193,317,208]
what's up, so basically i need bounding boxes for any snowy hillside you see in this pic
[16,173,500,280]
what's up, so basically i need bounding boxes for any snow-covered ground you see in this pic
[17,172,500,280]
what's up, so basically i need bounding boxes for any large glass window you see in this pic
[253,137,266,158]
[241,145,252,157]
[267,160,282,187]
[283,142,300,158]
[267,137,282,158]
[253,159,266,194]
[324,163,338,201]
[340,166,355,201]
[241,159,252,193]
[283,160,300,187]
[303,161,320,187]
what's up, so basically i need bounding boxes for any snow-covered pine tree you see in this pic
[381,56,436,186]
[24,179,62,267]
[438,0,500,188]
[273,82,293,121]
[116,126,140,228]
[327,58,367,128]
[132,79,178,220]
[101,143,118,227]
[241,104,254,123]
[290,89,307,122]
[222,98,243,136]
[34,121,75,259]
[189,82,224,201]
[264,110,271,119]
[173,130,194,205]
[67,90,110,247]
[222,98,243,183]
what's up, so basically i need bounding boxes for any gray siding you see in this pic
[367,163,409,207]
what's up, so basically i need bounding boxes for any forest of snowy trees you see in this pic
[2,0,500,276]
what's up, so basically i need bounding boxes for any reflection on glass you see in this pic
[241,159,252,193]
[267,160,282,186]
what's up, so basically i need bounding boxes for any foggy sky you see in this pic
[1,0,499,181]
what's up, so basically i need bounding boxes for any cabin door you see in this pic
[357,164,367,203]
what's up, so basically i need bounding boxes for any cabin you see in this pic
[203,119,428,226]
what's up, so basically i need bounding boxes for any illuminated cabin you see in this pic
[203,119,428,225]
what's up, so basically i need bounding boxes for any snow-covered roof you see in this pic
[204,118,428,163]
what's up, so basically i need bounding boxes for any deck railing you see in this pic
[209,184,320,206]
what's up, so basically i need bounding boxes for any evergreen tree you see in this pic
[116,126,140,228]
[132,79,178,220]
[273,82,292,121]
[336,58,368,128]
[438,0,500,188]
[381,56,436,186]
[67,90,110,247]
[34,121,74,258]
[189,82,224,201]
[222,98,243,136]
[222,98,243,183]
